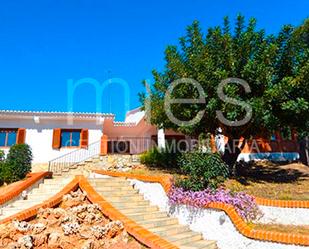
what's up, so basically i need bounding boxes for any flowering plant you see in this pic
[168,186,262,222]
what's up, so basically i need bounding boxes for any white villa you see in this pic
[0,109,182,166]
[0,108,300,171]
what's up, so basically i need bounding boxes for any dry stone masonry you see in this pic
[0,189,142,249]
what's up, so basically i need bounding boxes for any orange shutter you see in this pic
[52,129,61,149]
[16,128,26,144]
[80,129,89,148]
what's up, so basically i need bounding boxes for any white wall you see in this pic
[238,152,300,162]
[0,118,103,163]
[128,179,306,249]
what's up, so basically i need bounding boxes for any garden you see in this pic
[133,145,309,235]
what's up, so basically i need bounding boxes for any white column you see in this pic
[157,128,166,150]
[215,127,225,155]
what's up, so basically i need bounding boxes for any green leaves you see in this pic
[177,152,229,190]
[140,15,309,139]
[0,144,32,183]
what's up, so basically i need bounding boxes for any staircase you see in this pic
[59,156,103,176]
[48,140,103,176]
[0,176,73,220]
[89,177,217,249]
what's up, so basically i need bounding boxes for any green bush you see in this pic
[0,150,4,162]
[176,151,229,191]
[0,144,32,183]
[140,148,180,169]
[0,150,5,186]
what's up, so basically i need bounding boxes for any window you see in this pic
[61,130,81,147]
[0,129,17,147]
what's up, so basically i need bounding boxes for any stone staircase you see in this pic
[53,154,141,176]
[0,176,73,220]
[53,156,103,176]
[89,177,217,249]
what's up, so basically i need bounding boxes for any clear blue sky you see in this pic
[0,0,308,120]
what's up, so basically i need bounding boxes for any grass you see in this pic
[224,161,309,200]
[128,166,182,177]
[129,160,309,200]
[250,223,309,235]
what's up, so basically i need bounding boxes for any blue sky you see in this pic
[0,0,308,120]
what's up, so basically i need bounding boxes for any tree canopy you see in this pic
[140,15,309,140]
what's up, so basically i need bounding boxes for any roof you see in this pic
[125,107,145,124]
[0,110,115,120]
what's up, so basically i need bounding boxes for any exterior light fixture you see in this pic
[219,214,226,225]
[21,190,28,200]
[33,116,40,123]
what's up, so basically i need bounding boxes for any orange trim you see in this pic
[0,176,79,224]
[16,128,26,144]
[255,197,309,208]
[52,128,61,149]
[93,170,309,246]
[80,129,89,149]
[100,135,108,156]
[0,172,51,205]
[79,176,178,249]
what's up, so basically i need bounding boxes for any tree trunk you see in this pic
[222,138,246,176]
[299,137,309,166]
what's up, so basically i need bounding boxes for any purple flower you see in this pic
[168,186,262,222]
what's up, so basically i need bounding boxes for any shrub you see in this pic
[177,151,229,190]
[1,144,32,183]
[0,150,5,186]
[140,148,180,169]
[0,150,4,161]
[168,186,262,222]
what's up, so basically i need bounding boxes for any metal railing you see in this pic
[48,140,101,173]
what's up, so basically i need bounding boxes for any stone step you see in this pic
[111,200,151,208]
[120,205,158,214]
[42,178,72,184]
[27,193,58,200]
[88,178,129,184]
[89,177,217,249]
[38,184,69,190]
[103,195,144,202]
[127,211,167,221]
[166,231,202,245]
[40,181,69,185]
[69,164,79,169]
[138,217,179,228]
[180,240,218,249]
[89,181,131,187]
[31,188,63,194]
[11,198,50,207]
[150,224,191,235]
[98,189,139,196]
[93,185,133,191]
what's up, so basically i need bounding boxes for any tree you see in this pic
[139,15,309,168]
